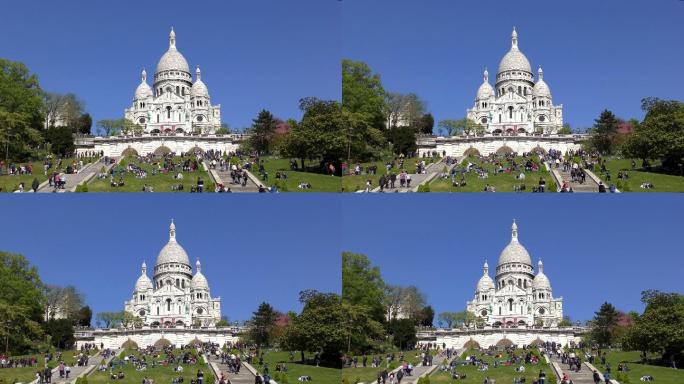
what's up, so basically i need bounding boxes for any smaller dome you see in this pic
[477,260,494,291]
[192,66,209,98]
[533,67,551,98]
[534,260,551,290]
[477,69,494,100]
[191,259,209,290]
[135,261,152,292]
[135,69,153,100]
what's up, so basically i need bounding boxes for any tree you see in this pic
[437,311,468,328]
[387,125,417,156]
[623,98,684,172]
[216,122,230,135]
[77,306,92,327]
[247,109,277,154]
[248,302,278,348]
[558,123,572,135]
[386,318,417,350]
[95,311,125,328]
[43,318,75,349]
[418,305,434,327]
[623,290,684,365]
[76,113,93,135]
[417,113,434,135]
[0,251,45,354]
[438,119,465,136]
[342,252,386,323]
[342,60,386,130]
[589,109,620,154]
[0,59,45,161]
[95,119,127,137]
[591,302,621,346]
[44,126,75,157]
[280,291,345,367]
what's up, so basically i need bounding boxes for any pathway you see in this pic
[548,163,602,193]
[206,354,257,384]
[548,353,598,384]
[37,158,117,193]
[30,349,120,384]
[372,158,454,193]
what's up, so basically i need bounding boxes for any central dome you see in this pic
[156,28,190,75]
[497,220,533,267]
[497,27,532,75]
[155,220,191,268]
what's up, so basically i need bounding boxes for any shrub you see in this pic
[417,184,430,192]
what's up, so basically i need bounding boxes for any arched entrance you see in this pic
[496,145,514,155]
[529,338,544,347]
[154,146,172,156]
[154,338,172,348]
[463,147,481,157]
[189,146,204,156]
[121,147,139,157]
[496,338,514,348]
[530,146,547,155]
[121,338,138,349]
[463,339,481,350]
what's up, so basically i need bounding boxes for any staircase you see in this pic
[548,354,601,384]
[551,164,602,193]
[213,168,261,192]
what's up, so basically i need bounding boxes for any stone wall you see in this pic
[417,135,586,158]
[75,134,244,157]
[416,327,584,349]
[76,327,241,349]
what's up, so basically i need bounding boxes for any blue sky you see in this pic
[340,194,684,323]
[1,0,340,131]
[0,195,340,324]
[342,0,684,130]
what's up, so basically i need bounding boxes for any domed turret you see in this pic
[533,67,551,98]
[192,66,209,98]
[498,27,532,75]
[476,260,495,291]
[156,220,191,268]
[134,261,152,292]
[533,259,552,290]
[191,259,209,290]
[497,219,533,268]
[156,27,190,74]
[134,69,153,100]
[476,68,494,100]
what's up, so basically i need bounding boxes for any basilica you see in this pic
[124,220,222,327]
[466,28,563,135]
[466,220,563,327]
[124,28,222,135]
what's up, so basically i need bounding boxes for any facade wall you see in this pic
[75,135,242,157]
[417,135,583,158]
[417,328,582,350]
[77,328,240,350]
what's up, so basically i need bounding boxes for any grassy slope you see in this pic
[87,349,214,384]
[430,156,557,192]
[0,157,92,193]
[0,350,80,384]
[342,349,435,384]
[430,348,555,384]
[252,157,340,192]
[591,350,684,384]
[87,156,214,193]
[342,158,438,192]
[250,351,338,384]
[596,158,684,192]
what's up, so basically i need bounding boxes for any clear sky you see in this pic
[340,194,684,323]
[0,195,340,324]
[1,0,341,131]
[342,0,684,130]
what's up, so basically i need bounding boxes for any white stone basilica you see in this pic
[466,220,563,328]
[467,28,563,135]
[124,28,221,134]
[124,220,221,327]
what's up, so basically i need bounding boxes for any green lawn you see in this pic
[430,348,555,384]
[0,350,81,384]
[0,157,94,193]
[87,349,214,384]
[429,156,557,193]
[342,157,439,192]
[87,156,214,192]
[251,157,341,192]
[590,350,684,384]
[342,349,436,384]
[250,350,338,384]
[595,157,684,192]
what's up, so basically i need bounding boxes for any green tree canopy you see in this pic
[386,318,417,350]
[44,126,75,157]
[247,109,278,154]
[622,98,684,171]
[588,109,620,154]
[342,252,386,322]
[437,311,468,328]
[0,59,45,161]
[248,302,279,348]
[0,251,46,354]
[590,302,621,346]
[342,60,386,131]
[43,318,75,349]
